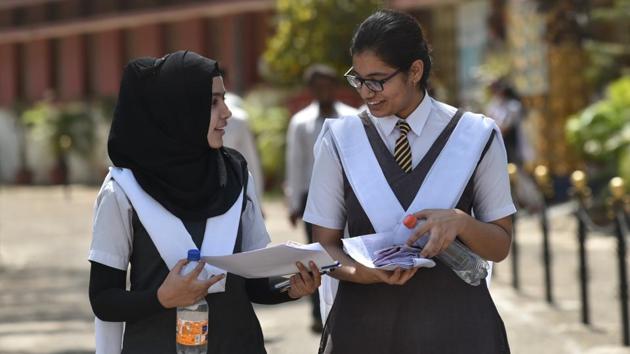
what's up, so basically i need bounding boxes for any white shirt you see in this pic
[303,95,516,230]
[224,92,264,200]
[285,101,358,214]
[89,173,270,271]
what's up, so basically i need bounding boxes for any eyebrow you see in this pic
[212,92,226,97]
[353,70,391,79]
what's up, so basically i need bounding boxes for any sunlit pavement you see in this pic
[1,186,630,354]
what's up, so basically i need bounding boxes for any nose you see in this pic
[223,102,232,120]
[358,84,375,100]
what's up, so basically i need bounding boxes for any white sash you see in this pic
[95,167,244,354]
[317,112,496,320]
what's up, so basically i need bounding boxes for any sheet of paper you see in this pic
[342,232,435,270]
[202,241,337,278]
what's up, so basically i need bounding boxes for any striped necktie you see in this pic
[395,120,412,173]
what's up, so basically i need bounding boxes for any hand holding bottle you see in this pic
[403,209,470,258]
[157,258,225,308]
[401,211,489,286]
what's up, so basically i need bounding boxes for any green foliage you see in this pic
[243,88,291,190]
[21,101,95,159]
[263,0,382,85]
[566,76,630,180]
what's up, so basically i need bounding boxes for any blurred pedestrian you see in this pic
[88,51,320,354]
[224,91,264,201]
[284,63,358,332]
[485,79,529,165]
[306,10,514,353]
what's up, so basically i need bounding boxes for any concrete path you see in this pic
[1,186,630,353]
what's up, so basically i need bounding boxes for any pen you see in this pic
[274,262,341,291]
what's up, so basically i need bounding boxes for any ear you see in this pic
[409,59,424,86]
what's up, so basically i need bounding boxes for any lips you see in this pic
[367,100,384,109]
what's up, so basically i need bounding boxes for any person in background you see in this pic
[284,63,358,332]
[223,91,264,200]
[485,79,528,165]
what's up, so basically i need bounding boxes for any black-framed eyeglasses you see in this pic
[344,67,401,92]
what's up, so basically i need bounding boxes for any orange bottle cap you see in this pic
[403,215,417,229]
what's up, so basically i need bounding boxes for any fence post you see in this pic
[534,165,554,304]
[571,170,591,325]
[508,163,519,291]
[610,177,629,346]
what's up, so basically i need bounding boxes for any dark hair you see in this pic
[350,9,432,91]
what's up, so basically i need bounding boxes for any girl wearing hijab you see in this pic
[88,51,320,354]
[305,10,513,353]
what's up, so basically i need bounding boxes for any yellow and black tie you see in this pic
[395,120,412,173]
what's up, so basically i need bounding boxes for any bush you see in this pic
[566,76,630,182]
[242,87,291,191]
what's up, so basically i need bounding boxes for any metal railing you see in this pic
[508,164,630,346]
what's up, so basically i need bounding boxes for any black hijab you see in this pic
[108,51,243,221]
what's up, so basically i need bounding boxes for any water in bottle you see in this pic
[176,249,209,354]
[400,215,490,286]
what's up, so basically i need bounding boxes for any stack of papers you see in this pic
[342,232,435,270]
[202,241,337,278]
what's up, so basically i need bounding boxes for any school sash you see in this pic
[95,167,244,354]
[316,111,497,320]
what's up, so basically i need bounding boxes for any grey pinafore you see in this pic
[121,152,268,354]
[319,111,510,354]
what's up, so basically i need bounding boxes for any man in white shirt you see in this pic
[284,64,358,331]
[223,92,264,200]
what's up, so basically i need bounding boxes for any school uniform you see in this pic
[303,94,515,353]
[88,51,295,354]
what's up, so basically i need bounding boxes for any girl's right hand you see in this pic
[157,259,225,308]
[355,265,418,285]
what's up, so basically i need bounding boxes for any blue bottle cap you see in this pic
[187,249,201,261]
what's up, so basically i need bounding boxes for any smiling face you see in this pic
[351,51,425,119]
[207,76,232,148]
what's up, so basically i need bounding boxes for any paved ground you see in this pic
[1,185,630,353]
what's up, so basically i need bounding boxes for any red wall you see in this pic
[0,43,18,106]
[93,30,124,97]
[169,19,207,55]
[24,39,52,101]
[126,24,164,59]
[58,35,85,100]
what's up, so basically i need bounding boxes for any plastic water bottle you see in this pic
[176,249,209,354]
[401,215,490,286]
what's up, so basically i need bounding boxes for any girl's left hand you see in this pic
[287,261,322,299]
[405,209,471,258]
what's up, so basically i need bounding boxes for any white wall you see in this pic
[0,110,20,183]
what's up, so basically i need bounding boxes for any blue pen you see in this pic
[274,262,341,291]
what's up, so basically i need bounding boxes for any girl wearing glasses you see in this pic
[304,9,514,354]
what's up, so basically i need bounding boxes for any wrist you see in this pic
[456,209,472,235]
[157,286,174,308]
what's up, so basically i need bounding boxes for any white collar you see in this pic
[373,92,432,137]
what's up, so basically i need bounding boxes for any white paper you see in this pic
[342,232,435,270]
[202,241,337,278]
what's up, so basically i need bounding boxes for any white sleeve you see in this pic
[303,131,346,230]
[241,172,271,251]
[88,180,133,271]
[285,118,307,214]
[241,125,264,201]
[472,132,517,222]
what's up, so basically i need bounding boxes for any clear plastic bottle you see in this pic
[176,249,209,354]
[400,215,490,286]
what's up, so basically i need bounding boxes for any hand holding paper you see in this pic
[201,241,338,278]
[342,232,435,271]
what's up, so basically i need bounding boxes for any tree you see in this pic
[262,0,382,85]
